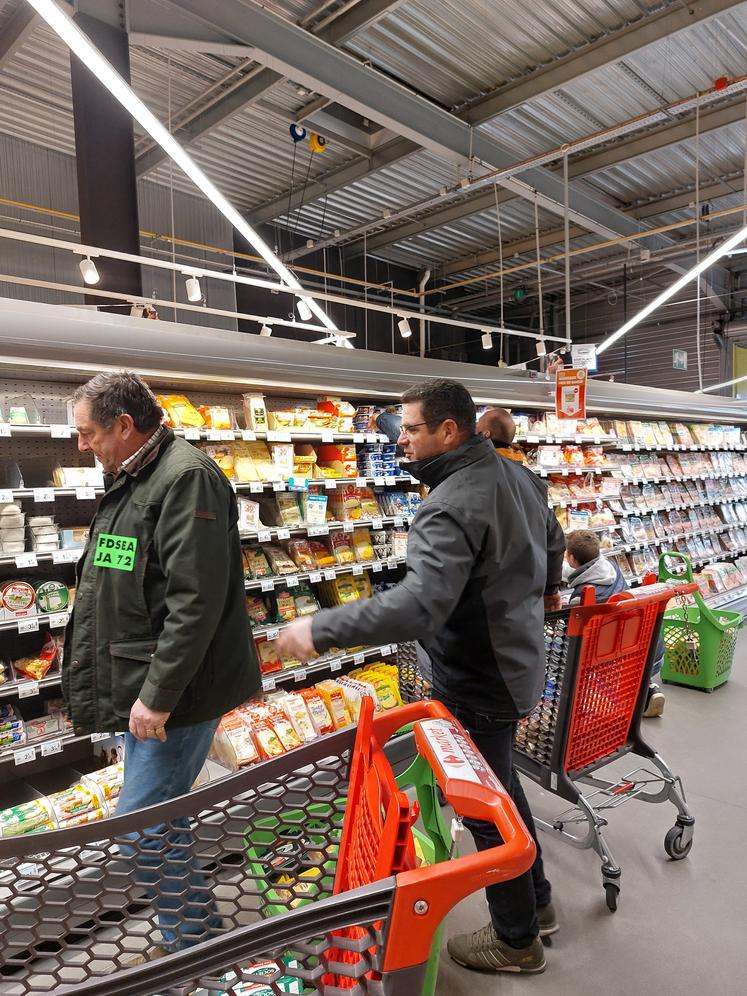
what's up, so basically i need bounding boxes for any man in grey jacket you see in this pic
[278,378,555,975]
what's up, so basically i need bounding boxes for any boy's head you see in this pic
[565,530,600,570]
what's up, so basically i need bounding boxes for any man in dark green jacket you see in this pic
[66,370,259,955]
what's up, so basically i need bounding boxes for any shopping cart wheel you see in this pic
[664,824,693,860]
[604,882,619,912]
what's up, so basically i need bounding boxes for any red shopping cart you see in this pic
[0,699,534,996]
[513,578,698,912]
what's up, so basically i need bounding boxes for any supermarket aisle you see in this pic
[438,639,747,996]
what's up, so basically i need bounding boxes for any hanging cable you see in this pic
[493,184,505,329]
[695,92,703,391]
[534,194,545,340]
[284,142,298,255]
[290,150,315,244]
[563,147,571,349]
[168,55,178,321]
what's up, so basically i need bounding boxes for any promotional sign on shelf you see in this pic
[571,344,597,372]
[555,368,587,420]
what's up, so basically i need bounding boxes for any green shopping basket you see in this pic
[658,551,743,691]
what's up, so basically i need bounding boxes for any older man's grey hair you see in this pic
[72,371,163,433]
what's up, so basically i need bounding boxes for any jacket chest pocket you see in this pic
[109,638,156,715]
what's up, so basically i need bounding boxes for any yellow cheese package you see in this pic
[198,405,233,429]
[352,528,374,562]
[245,441,280,481]
[253,719,286,759]
[204,445,235,479]
[276,493,303,527]
[279,692,317,742]
[351,573,373,599]
[315,679,353,730]
[264,544,297,575]
[301,688,335,735]
[293,444,318,477]
[329,531,355,564]
[269,710,303,751]
[156,394,204,428]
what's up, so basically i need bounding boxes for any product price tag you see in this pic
[289,477,308,492]
[261,579,275,592]
[18,680,40,698]
[220,429,235,441]
[355,477,367,488]
[393,516,405,528]
[307,524,329,537]
[14,746,36,766]
[183,427,201,440]
[262,676,276,692]
[379,644,391,656]
[257,530,272,543]
[324,569,337,581]
[384,476,397,486]
[266,627,280,641]
[48,612,69,629]
[343,521,354,533]
[249,482,264,493]
[294,668,307,683]
[324,479,336,490]
[17,618,39,634]
[50,424,72,438]
[526,434,540,444]
[330,660,342,672]
[321,430,335,443]
[15,552,37,569]
[75,487,96,501]
[353,434,365,444]
[353,653,365,666]
[0,489,12,503]
[0,424,10,437]
[41,739,63,757]
[267,430,292,443]
[286,575,299,587]
[374,476,386,487]
[366,433,378,443]
[33,488,55,503]
[387,558,399,570]
[371,518,384,530]
[372,562,383,573]
[90,732,109,743]
[241,430,256,442]
[277,528,291,540]
[309,572,322,584]
[206,428,222,441]
[273,481,286,492]
[350,564,363,576]
[390,643,399,653]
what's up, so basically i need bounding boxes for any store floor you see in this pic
[436,640,747,996]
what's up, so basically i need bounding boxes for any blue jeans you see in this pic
[116,718,221,951]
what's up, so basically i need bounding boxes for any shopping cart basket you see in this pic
[513,578,698,912]
[0,699,534,996]
[658,551,743,692]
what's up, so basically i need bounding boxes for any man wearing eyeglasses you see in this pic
[278,377,556,975]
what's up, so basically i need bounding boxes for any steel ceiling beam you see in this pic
[457,0,746,125]
[0,3,38,68]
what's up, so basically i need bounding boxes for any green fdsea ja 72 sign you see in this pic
[93,533,138,572]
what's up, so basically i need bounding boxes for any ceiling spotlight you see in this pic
[129,304,144,318]
[536,338,547,357]
[296,298,313,322]
[185,275,202,302]
[398,316,412,338]
[481,329,493,350]
[259,324,273,337]
[78,256,99,285]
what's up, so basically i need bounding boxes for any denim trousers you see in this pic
[116,718,220,951]
[434,693,552,948]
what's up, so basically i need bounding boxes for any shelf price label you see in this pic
[324,479,337,490]
[0,489,13,503]
[277,528,291,540]
[257,530,272,543]
[365,433,378,443]
[273,481,286,492]
[267,430,292,443]
[183,428,201,441]
[261,579,275,592]
[321,430,335,443]
[324,569,337,581]
[309,572,322,584]
[0,424,11,438]
[353,653,365,666]
[353,434,365,444]
[286,575,300,587]
[90,732,110,743]
[50,424,72,438]
[343,521,354,533]
[307,525,329,537]
[262,676,276,692]
[33,488,55,503]
[352,564,364,576]
[384,476,397,486]
[330,660,342,672]
[17,617,39,634]
[41,739,63,757]
[15,552,38,569]
[355,477,367,488]
[387,558,399,570]
[75,487,96,501]
[48,612,70,629]
[14,746,37,766]
[206,428,222,441]
[294,668,307,683]
[241,430,256,442]
[393,516,405,528]
[371,518,384,530]
[265,627,280,641]
[374,476,386,486]
[250,482,264,493]
[372,562,383,573]
[18,680,40,698]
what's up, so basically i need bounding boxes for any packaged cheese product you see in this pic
[287,539,315,571]
[308,540,335,568]
[156,394,204,428]
[244,547,272,579]
[270,711,303,752]
[315,680,352,729]
[264,545,297,575]
[198,405,233,430]
[352,528,374,562]
[300,689,335,735]
[0,799,55,837]
[253,719,286,759]
[279,693,317,742]
[242,394,268,433]
[205,445,235,479]
[329,531,354,565]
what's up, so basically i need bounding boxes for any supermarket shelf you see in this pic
[517,434,618,446]
[245,557,406,592]
[614,495,747,517]
[0,486,103,502]
[550,493,621,508]
[626,544,747,588]
[259,642,399,692]
[234,474,415,494]
[0,611,70,634]
[618,472,746,487]
[0,672,62,700]
[608,524,731,557]
[0,549,82,568]
[535,465,617,477]
[240,515,410,543]
[617,442,746,453]
[0,424,392,445]
[704,581,747,610]
[0,729,109,768]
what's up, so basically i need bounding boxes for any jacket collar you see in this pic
[402,434,492,489]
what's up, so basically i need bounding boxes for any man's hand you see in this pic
[129,698,171,742]
[544,592,563,613]
[276,616,317,662]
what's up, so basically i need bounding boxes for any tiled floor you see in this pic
[435,642,746,995]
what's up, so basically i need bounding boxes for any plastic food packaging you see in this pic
[198,405,233,430]
[329,531,354,565]
[242,394,268,433]
[308,540,335,568]
[45,783,103,825]
[247,595,271,626]
[156,394,204,428]
[244,547,272,579]
[352,528,374,562]
[300,689,335,735]
[0,799,55,838]
[275,589,297,623]
[315,680,352,730]
[264,545,297,575]
[287,539,315,571]
[81,762,124,802]
[1,580,36,619]
[205,445,235,480]
[35,580,69,614]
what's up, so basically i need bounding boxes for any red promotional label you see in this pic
[555,367,587,420]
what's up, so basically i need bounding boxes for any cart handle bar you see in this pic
[371,700,536,973]
[569,579,698,636]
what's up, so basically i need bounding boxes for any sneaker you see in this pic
[644,685,665,718]
[537,902,559,937]
[447,923,546,973]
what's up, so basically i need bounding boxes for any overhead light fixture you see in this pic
[481,330,493,350]
[598,222,747,356]
[296,298,313,322]
[184,275,202,302]
[536,338,547,356]
[259,323,273,337]
[78,256,99,285]
[699,373,747,394]
[398,316,412,338]
[129,304,144,318]
[26,0,346,341]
